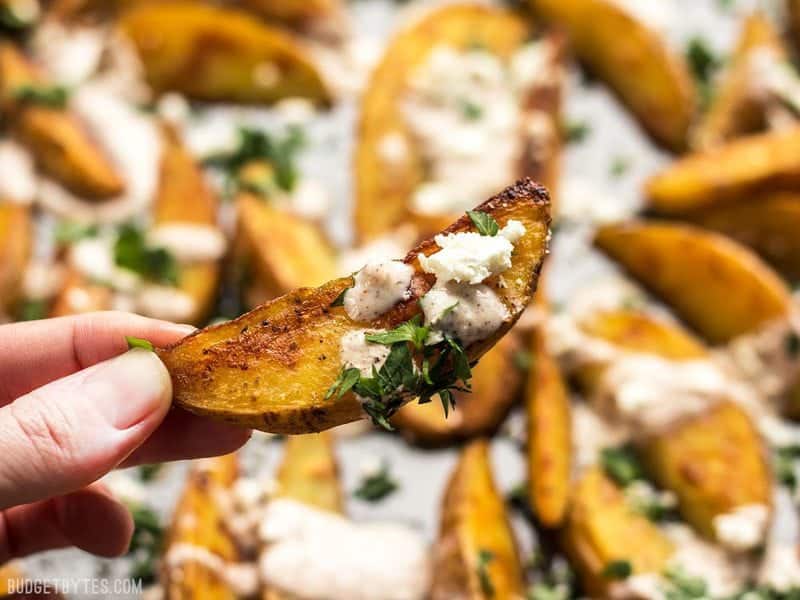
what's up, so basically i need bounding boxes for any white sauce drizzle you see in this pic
[147,224,227,264]
[339,330,391,377]
[343,260,414,322]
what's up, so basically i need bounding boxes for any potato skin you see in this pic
[595,221,791,344]
[529,0,695,152]
[562,469,674,597]
[158,179,551,434]
[526,326,571,528]
[119,2,330,105]
[0,203,31,318]
[430,440,525,599]
[0,44,124,200]
[354,4,531,242]
[163,454,240,600]
[647,127,800,215]
[639,401,773,542]
[391,333,522,446]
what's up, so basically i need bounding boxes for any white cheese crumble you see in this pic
[147,224,227,264]
[343,260,414,322]
[712,504,771,552]
[0,140,37,205]
[258,499,430,600]
[418,221,525,285]
[339,330,392,377]
[420,282,509,347]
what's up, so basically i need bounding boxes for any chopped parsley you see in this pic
[602,560,632,580]
[476,549,495,597]
[786,332,800,358]
[601,445,645,487]
[467,210,500,236]
[330,283,353,308]
[662,565,707,599]
[204,126,306,195]
[127,504,163,584]
[527,584,570,600]
[459,97,484,121]
[610,156,631,178]
[13,84,69,109]
[54,221,99,244]
[18,299,47,321]
[365,315,429,349]
[114,224,180,286]
[513,350,533,371]
[126,336,155,352]
[686,37,722,110]
[563,119,590,143]
[138,464,163,482]
[525,556,577,600]
[774,445,800,491]
[353,462,398,502]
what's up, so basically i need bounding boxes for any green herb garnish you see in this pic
[127,504,163,584]
[18,299,47,321]
[126,336,155,352]
[513,350,533,371]
[786,332,800,357]
[365,315,429,350]
[114,224,180,286]
[459,98,484,121]
[54,221,99,244]
[13,84,69,109]
[467,210,500,236]
[477,549,496,597]
[686,37,722,110]
[354,462,398,502]
[610,156,631,178]
[602,560,632,580]
[662,565,707,599]
[601,445,644,487]
[138,464,163,482]
[775,445,800,491]
[0,4,35,30]
[564,119,590,143]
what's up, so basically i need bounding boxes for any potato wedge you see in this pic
[353,3,547,241]
[163,454,240,600]
[275,432,343,513]
[390,333,522,445]
[529,0,695,151]
[0,43,124,200]
[430,440,524,599]
[562,468,674,597]
[118,2,330,105]
[158,179,551,434]
[0,203,31,318]
[647,127,800,214]
[49,270,111,317]
[526,325,571,528]
[235,0,341,25]
[236,194,337,307]
[595,221,791,343]
[684,193,800,281]
[692,13,786,150]
[639,401,772,544]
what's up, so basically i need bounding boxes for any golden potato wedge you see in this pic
[235,0,340,25]
[639,401,772,544]
[647,127,800,214]
[118,2,330,105]
[685,193,800,281]
[562,468,674,597]
[0,203,31,318]
[275,432,343,513]
[595,221,791,344]
[354,4,532,241]
[430,440,524,599]
[390,333,522,445]
[526,325,571,528]
[0,44,124,200]
[158,179,551,434]
[529,0,695,151]
[0,563,25,597]
[692,13,786,150]
[163,454,240,600]
[236,194,337,306]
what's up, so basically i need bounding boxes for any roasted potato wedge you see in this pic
[158,179,551,434]
[647,127,800,214]
[562,468,674,597]
[0,203,31,318]
[0,43,123,200]
[684,193,800,282]
[529,0,695,151]
[430,440,524,599]
[275,432,343,513]
[639,401,773,544]
[119,2,331,105]
[526,325,571,528]
[692,13,786,150]
[595,221,791,343]
[236,194,337,306]
[163,454,240,600]
[235,0,341,25]
[354,3,557,241]
[390,334,522,445]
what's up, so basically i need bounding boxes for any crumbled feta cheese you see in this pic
[712,504,770,551]
[419,229,520,285]
[148,224,227,264]
[420,282,509,346]
[499,219,526,243]
[377,132,410,166]
[343,260,414,322]
[340,330,392,377]
[32,22,103,85]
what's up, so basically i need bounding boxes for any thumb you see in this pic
[0,349,172,509]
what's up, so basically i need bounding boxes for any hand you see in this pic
[0,311,251,562]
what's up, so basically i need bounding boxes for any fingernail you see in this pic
[166,323,197,337]
[85,349,172,430]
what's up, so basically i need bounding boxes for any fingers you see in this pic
[0,349,172,509]
[121,407,252,467]
[0,483,133,563]
[0,311,194,405]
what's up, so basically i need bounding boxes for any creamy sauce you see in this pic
[22,261,65,301]
[258,499,430,600]
[0,140,37,204]
[712,504,771,552]
[420,282,509,346]
[343,260,414,322]
[32,23,105,86]
[165,543,260,597]
[135,285,197,323]
[147,224,227,264]
[339,329,391,377]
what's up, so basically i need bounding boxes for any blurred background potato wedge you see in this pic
[0,203,31,319]
[273,432,343,514]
